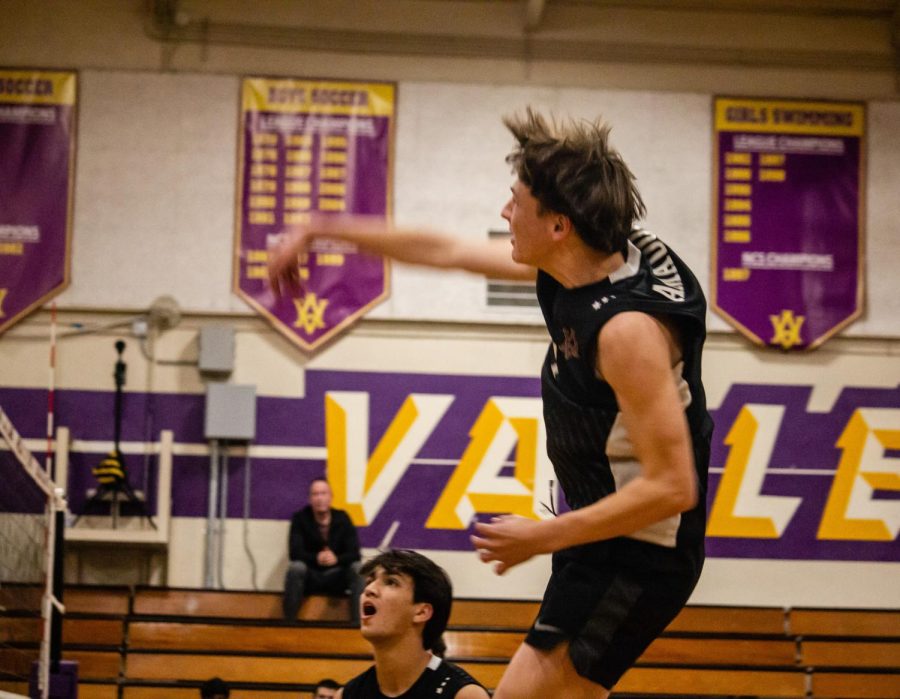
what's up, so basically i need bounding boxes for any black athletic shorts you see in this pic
[525,543,701,690]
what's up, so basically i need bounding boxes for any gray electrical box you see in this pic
[199,324,235,374]
[204,383,256,440]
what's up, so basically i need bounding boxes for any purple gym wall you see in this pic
[2,367,898,563]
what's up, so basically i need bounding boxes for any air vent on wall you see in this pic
[486,230,538,309]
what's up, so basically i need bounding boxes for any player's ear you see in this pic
[413,601,433,624]
[550,213,573,240]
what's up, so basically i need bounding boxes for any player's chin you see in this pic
[510,245,529,265]
[359,623,381,640]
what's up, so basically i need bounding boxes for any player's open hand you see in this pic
[470,515,546,575]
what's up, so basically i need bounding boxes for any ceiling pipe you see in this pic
[144,0,896,73]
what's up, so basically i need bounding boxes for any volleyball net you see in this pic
[0,405,65,699]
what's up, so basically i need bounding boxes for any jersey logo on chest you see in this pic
[558,326,580,360]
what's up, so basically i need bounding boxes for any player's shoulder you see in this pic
[453,683,490,698]
[599,309,665,350]
[338,665,376,698]
[433,659,488,697]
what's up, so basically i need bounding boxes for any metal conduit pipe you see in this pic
[144,0,898,73]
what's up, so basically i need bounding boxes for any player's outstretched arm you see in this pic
[268,213,535,297]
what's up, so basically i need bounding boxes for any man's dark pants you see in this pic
[283,560,363,623]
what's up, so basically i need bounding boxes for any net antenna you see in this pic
[0,405,66,699]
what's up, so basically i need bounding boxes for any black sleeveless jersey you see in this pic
[537,228,713,575]
[341,655,483,699]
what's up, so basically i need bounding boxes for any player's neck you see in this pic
[544,239,624,290]
[372,636,432,696]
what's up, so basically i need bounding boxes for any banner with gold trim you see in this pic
[0,69,76,335]
[711,97,865,350]
[234,78,394,351]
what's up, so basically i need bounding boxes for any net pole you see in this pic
[37,503,53,699]
[38,491,65,699]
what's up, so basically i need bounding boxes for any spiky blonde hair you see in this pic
[504,108,646,254]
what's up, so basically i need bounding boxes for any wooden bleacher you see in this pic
[793,607,900,699]
[3,585,898,698]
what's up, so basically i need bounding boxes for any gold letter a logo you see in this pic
[769,309,804,349]
[293,292,329,335]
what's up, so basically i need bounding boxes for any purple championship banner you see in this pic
[0,69,76,335]
[233,78,394,351]
[2,370,898,562]
[711,97,864,350]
